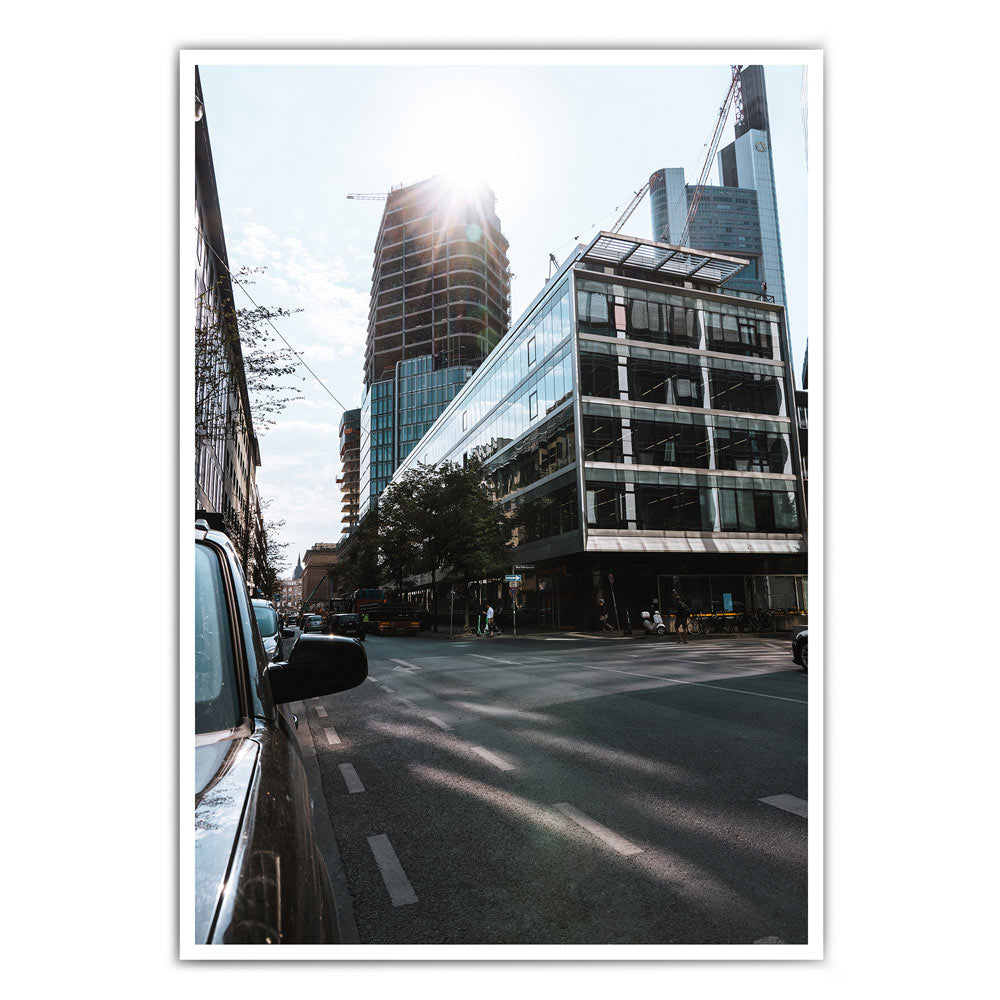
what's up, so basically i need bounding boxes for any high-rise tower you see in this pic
[649,66,789,321]
[359,176,511,515]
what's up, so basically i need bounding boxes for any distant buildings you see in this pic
[300,544,340,610]
[391,231,807,630]
[359,176,511,516]
[649,66,789,324]
[194,66,266,585]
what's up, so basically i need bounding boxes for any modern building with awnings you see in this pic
[390,231,807,631]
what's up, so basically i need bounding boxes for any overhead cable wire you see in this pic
[197,225,350,413]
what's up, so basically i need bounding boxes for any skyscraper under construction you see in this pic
[359,176,511,515]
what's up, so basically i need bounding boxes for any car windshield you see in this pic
[252,605,279,637]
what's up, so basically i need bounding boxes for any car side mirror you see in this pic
[265,634,367,705]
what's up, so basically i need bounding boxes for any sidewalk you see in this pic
[409,628,795,642]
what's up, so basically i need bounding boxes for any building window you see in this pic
[527,336,536,366]
[529,391,538,421]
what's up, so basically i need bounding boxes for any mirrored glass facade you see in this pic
[390,231,807,628]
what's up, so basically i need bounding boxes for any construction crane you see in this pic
[679,65,743,247]
[609,184,651,234]
[346,192,387,201]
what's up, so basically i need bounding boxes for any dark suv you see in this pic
[328,613,365,642]
[194,522,367,944]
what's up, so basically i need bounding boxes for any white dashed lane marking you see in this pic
[427,715,452,731]
[314,705,327,717]
[380,685,395,693]
[338,763,365,794]
[471,653,517,664]
[470,746,515,771]
[759,794,807,817]
[553,802,644,857]
[367,834,418,906]
[324,727,341,746]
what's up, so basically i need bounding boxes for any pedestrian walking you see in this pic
[486,603,495,637]
[672,593,691,643]
[597,599,613,631]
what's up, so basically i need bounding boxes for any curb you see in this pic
[290,700,361,945]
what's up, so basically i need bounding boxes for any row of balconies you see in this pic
[374,290,492,320]
[368,299,508,337]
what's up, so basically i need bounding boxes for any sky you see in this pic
[197,55,811,579]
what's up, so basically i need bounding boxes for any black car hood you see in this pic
[194,736,259,944]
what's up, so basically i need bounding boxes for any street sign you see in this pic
[509,585,518,595]
[505,574,522,582]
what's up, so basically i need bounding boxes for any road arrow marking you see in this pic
[391,658,421,671]
[759,794,807,817]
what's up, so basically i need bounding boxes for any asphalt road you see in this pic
[294,629,808,946]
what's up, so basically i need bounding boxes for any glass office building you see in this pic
[650,68,790,331]
[392,232,807,630]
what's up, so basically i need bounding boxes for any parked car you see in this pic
[251,598,284,662]
[792,628,808,671]
[302,614,326,634]
[195,521,367,944]
[328,612,365,642]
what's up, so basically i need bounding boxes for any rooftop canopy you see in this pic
[579,231,749,286]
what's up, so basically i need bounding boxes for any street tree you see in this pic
[378,468,429,597]
[336,509,380,597]
[195,265,304,566]
[438,459,511,628]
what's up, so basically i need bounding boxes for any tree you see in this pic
[336,508,380,597]
[374,461,511,631]
[194,265,304,566]
[438,460,510,628]
[256,504,291,601]
[378,468,430,597]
